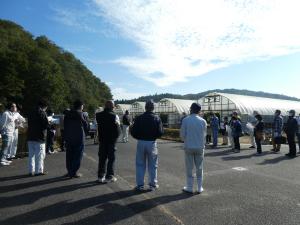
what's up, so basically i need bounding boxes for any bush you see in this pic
[162,128,181,141]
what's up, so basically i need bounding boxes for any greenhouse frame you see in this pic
[198,92,300,126]
[114,104,131,118]
[156,98,195,128]
[130,102,146,119]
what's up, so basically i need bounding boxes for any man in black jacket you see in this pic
[27,100,49,176]
[64,100,89,178]
[96,100,121,183]
[122,110,131,143]
[130,100,163,191]
[285,110,298,158]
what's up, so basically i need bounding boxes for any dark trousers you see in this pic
[60,130,65,151]
[66,142,84,177]
[255,137,262,153]
[233,137,240,150]
[287,134,296,156]
[297,133,300,151]
[46,132,55,153]
[98,142,116,179]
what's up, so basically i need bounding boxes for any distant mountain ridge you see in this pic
[115,89,300,104]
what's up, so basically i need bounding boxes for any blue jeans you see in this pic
[136,140,158,187]
[66,142,84,177]
[1,134,14,161]
[212,128,218,146]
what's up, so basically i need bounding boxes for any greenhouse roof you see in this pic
[160,98,195,114]
[115,104,131,111]
[203,92,300,116]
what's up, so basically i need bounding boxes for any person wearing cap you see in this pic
[271,110,284,153]
[231,112,242,153]
[64,100,89,178]
[96,100,121,183]
[254,114,264,155]
[130,100,163,191]
[284,110,298,158]
[180,103,207,194]
[210,113,219,148]
[27,100,50,176]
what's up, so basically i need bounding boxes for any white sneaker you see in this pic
[196,187,204,194]
[97,177,107,184]
[0,161,11,166]
[149,184,159,191]
[182,186,193,194]
[106,176,117,183]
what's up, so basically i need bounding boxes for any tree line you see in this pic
[0,19,112,116]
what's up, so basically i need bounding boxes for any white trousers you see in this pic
[250,131,256,147]
[7,129,18,158]
[28,141,46,174]
[122,125,129,142]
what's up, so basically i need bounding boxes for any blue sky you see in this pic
[1,0,300,100]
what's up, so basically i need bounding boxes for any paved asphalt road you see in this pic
[1,138,300,225]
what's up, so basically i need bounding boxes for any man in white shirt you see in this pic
[180,103,207,194]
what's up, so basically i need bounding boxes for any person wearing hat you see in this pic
[284,110,298,158]
[254,114,264,155]
[130,100,163,191]
[180,103,207,194]
[96,100,121,183]
[271,110,284,153]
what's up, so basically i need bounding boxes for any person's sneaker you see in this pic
[35,171,48,176]
[254,152,262,156]
[234,149,240,153]
[285,154,296,158]
[134,185,145,192]
[2,158,12,163]
[182,187,193,194]
[249,146,256,149]
[97,177,107,184]
[196,187,204,194]
[72,173,82,178]
[0,161,11,166]
[106,176,117,183]
[149,184,159,191]
[28,173,35,177]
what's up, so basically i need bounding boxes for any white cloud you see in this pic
[112,87,146,100]
[94,0,300,86]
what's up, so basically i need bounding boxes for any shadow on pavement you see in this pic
[0,176,68,193]
[0,174,32,182]
[257,155,293,165]
[0,180,98,209]
[1,188,192,225]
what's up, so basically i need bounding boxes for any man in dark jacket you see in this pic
[64,100,89,178]
[130,100,163,191]
[122,110,131,143]
[285,110,298,158]
[27,100,49,176]
[96,100,121,183]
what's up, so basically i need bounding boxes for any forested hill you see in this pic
[116,89,300,104]
[0,19,112,115]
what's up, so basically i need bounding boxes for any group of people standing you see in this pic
[1,98,300,195]
[204,109,300,158]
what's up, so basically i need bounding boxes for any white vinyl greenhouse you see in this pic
[114,104,131,118]
[130,102,146,119]
[198,92,300,125]
[156,98,195,128]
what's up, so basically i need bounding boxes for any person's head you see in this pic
[6,102,17,112]
[46,109,54,117]
[145,100,155,112]
[125,110,129,115]
[190,103,201,114]
[63,108,70,115]
[224,116,228,121]
[289,109,296,117]
[104,100,115,110]
[255,114,263,121]
[38,100,48,111]
[275,109,281,116]
[232,111,238,118]
[73,100,84,111]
